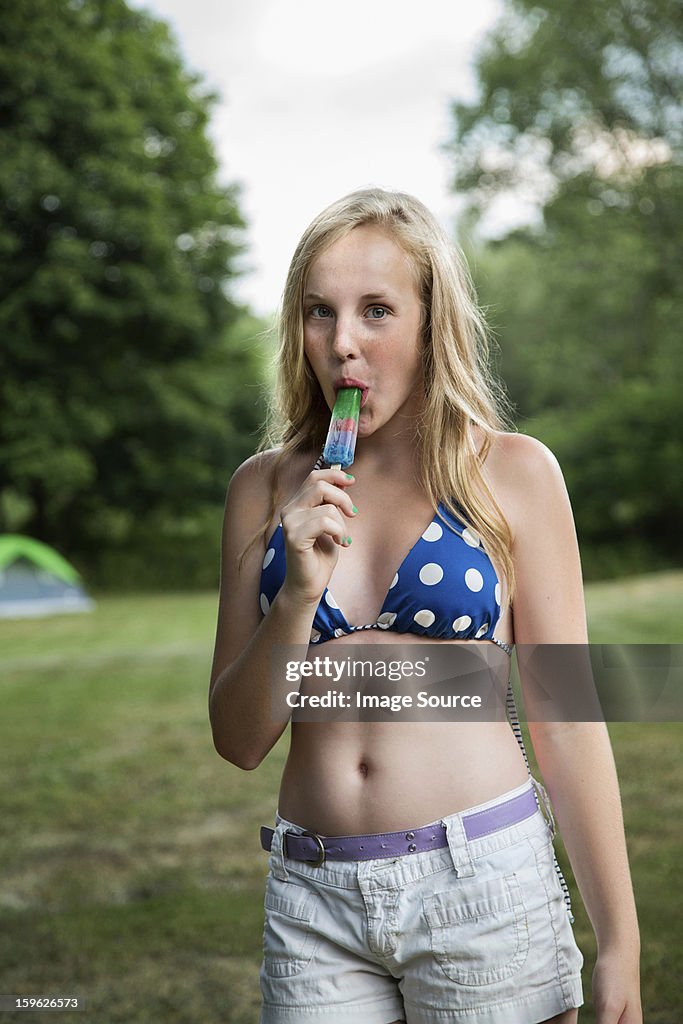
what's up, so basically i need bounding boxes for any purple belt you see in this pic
[260,786,539,866]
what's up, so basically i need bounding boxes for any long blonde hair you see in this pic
[250,187,517,603]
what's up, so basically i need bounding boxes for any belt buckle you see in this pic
[296,829,326,867]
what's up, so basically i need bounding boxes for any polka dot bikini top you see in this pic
[259,477,512,655]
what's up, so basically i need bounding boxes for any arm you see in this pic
[208,453,356,770]
[506,434,642,1024]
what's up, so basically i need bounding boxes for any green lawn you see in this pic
[1,575,681,1022]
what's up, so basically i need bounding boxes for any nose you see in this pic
[330,316,360,359]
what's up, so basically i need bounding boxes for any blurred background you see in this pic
[1,1,681,1021]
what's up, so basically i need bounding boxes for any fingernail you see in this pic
[345,473,354,480]
[346,536,352,545]
[352,505,358,514]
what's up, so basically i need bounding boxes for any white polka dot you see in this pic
[310,629,321,643]
[325,590,339,609]
[377,612,397,629]
[476,622,490,638]
[465,568,484,592]
[422,522,443,542]
[462,528,480,547]
[452,615,472,632]
[389,572,399,589]
[414,609,435,628]
[260,593,270,615]
[419,562,444,586]
[262,548,275,570]
[495,582,501,605]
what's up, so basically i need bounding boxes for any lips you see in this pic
[333,378,369,408]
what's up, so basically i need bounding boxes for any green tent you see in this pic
[0,535,95,619]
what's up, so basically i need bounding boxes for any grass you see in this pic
[0,573,681,1022]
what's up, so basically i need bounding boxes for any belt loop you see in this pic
[443,812,475,878]
[269,822,290,881]
[531,776,556,839]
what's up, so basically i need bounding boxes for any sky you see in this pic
[131,0,516,315]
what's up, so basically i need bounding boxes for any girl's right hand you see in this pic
[278,469,357,607]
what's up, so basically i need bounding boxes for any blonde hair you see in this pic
[250,187,517,603]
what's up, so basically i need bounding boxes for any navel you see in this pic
[358,762,369,777]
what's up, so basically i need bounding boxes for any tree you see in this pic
[449,0,682,222]
[447,0,683,574]
[0,0,266,584]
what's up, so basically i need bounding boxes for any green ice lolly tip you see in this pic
[331,387,361,419]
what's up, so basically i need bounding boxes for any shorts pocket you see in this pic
[423,872,529,986]
[262,874,321,979]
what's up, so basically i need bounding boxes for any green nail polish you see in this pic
[346,536,352,545]
[352,505,358,514]
[345,473,353,480]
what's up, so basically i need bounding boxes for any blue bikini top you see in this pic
[259,485,511,654]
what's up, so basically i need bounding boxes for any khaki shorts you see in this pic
[259,777,584,1024]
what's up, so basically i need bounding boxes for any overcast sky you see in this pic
[131,0,516,315]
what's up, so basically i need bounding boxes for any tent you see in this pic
[0,535,95,619]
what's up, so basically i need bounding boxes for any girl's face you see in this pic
[303,224,425,441]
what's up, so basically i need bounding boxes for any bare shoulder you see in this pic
[210,444,319,688]
[482,431,570,543]
[217,452,273,583]
[487,433,586,643]
[227,448,279,504]
[486,430,562,475]
[225,445,318,538]
[210,448,286,690]
[227,445,298,504]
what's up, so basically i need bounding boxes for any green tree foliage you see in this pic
[450,0,681,211]
[448,0,682,576]
[0,0,267,586]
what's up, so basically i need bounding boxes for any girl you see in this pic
[209,189,641,1024]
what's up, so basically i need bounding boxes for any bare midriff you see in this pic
[277,632,529,836]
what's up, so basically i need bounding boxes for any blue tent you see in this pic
[0,535,95,619]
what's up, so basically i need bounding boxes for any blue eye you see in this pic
[310,304,333,319]
[367,306,387,319]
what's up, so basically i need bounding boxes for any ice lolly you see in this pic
[323,387,361,469]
